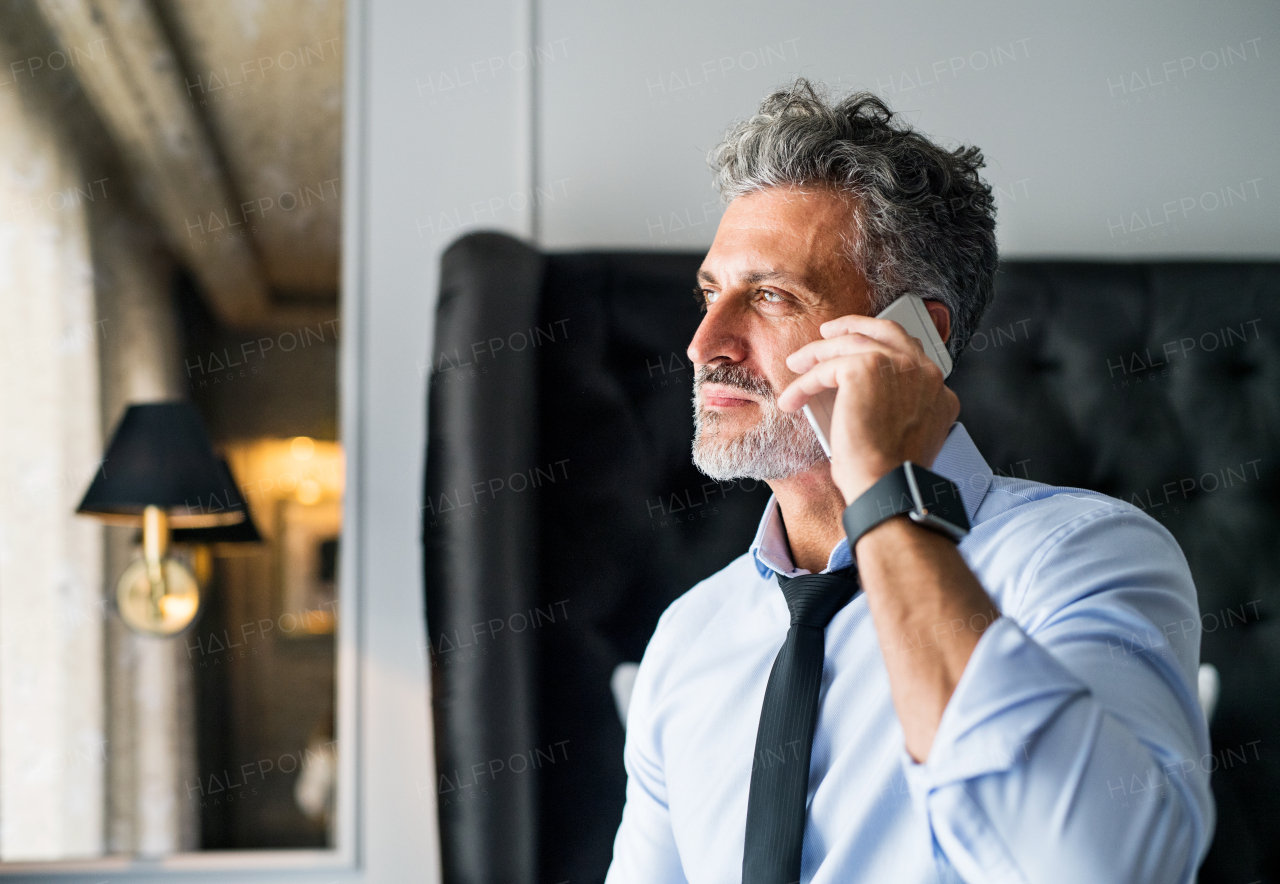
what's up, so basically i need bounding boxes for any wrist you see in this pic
[835,459,903,507]
[851,511,910,560]
[841,462,970,559]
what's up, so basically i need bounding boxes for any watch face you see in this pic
[908,509,969,542]
[903,462,971,535]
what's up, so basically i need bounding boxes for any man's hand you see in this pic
[778,314,960,505]
[780,313,996,763]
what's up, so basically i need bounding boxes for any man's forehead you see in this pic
[719,185,853,232]
[701,191,853,282]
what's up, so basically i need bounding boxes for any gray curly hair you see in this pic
[709,78,998,360]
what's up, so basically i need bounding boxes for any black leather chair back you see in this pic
[424,232,1280,884]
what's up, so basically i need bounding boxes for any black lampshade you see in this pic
[171,459,262,544]
[76,401,246,528]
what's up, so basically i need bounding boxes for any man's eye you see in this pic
[692,287,718,313]
[760,289,785,303]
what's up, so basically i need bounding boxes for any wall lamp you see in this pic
[76,402,247,636]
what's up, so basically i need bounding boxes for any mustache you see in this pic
[693,364,776,401]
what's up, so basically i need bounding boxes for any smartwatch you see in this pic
[841,461,970,554]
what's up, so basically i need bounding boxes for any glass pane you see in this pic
[0,0,344,859]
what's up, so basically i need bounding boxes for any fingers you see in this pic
[779,312,943,413]
[787,325,929,375]
[820,314,918,347]
[776,355,851,412]
[777,349,908,412]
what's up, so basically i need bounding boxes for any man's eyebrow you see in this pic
[744,269,801,286]
[695,268,806,287]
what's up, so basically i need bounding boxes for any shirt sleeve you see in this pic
[604,606,690,884]
[899,503,1216,884]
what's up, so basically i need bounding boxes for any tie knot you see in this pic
[776,568,859,628]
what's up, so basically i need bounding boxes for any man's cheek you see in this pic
[779,325,823,384]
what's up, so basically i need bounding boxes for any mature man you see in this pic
[604,80,1214,883]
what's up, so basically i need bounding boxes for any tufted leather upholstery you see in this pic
[423,232,1280,884]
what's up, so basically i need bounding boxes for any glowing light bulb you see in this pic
[291,436,316,461]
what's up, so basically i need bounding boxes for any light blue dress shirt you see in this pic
[604,423,1214,884]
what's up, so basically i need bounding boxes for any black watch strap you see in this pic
[841,461,970,554]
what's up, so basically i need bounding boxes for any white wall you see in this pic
[356,0,533,879]
[538,0,1280,257]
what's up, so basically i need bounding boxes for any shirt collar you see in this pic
[748,422,993,579]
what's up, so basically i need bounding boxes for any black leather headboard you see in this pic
[423,232,1280,884]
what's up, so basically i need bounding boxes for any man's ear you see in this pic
[924,301,951,343]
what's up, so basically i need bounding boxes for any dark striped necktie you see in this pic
[742,567,860,884]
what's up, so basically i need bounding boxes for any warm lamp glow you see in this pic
[296,478,322,505]
[224,438,344,506]
[158,591,199,623]
[291,436,316,460]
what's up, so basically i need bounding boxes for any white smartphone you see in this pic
[801,293,952,457]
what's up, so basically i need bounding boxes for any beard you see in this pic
[691,363,827,481]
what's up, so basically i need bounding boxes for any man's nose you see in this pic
[687,300,747,366]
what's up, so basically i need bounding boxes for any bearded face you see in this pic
[687,186,876,484]
[691,362,827,482]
